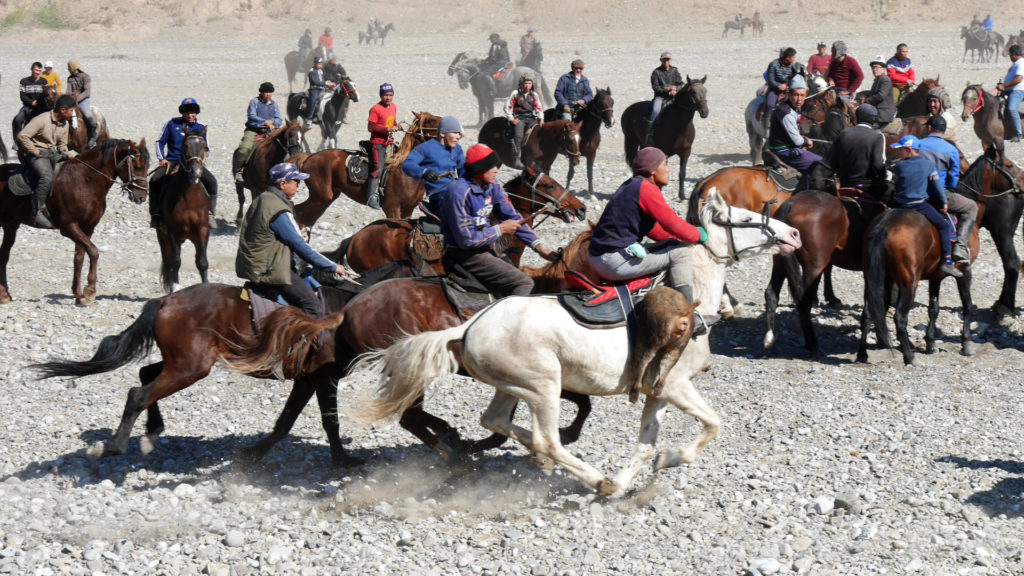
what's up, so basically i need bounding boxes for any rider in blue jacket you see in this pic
[150,98,217,228]
[401,115,466,217]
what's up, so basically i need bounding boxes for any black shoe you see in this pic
[31,210,54,229]
[940,262,963,278]
[1011,136,1022,143]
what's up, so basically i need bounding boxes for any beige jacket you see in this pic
[17,111,70,158]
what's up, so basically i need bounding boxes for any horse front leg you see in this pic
[314,374,364,467]
[0,223,19,303]
[924,279,941,354]
[652,375,721,473]
[763,256,787,352]
[609,397,666,497]
[195,236,209,284]
[988,221,1020,315]
[955,269,975,357]
[586,153,596,197]
[70,241,87,305]
[238,374,321,467]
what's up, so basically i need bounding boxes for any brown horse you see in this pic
[30,263,416,466]
[722,19,751,37]
[338,169,587,275]
[961,83,1016,151]
[542,87,615,195]
[283,45,328,93]
[621,76,708,200]
[154,132,210,293]
[291,112,439,225]
[234,121,307,225]
[477,118,581,174]
[0,139,150,305]
[221,229,601,459]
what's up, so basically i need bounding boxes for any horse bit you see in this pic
[704,202,782,262]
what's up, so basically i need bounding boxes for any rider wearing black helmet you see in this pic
[150,97,218,228]
[306,57,335,126]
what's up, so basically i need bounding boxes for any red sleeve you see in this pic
[636,180,701,243]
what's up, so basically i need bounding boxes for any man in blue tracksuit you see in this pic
[401,115,466,217]
[889,135,962,278]
[917,115,976,264]
[150,97,217,227]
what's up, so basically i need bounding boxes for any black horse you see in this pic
[447,52,551,127]
[285,79,359,151]
[518,42,543,72]
[543,87,615,196]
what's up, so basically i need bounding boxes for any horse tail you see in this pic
[349,324,468,424]
[686,174,713,225]
[864,214,894,349]
[31,298,162,379]
[218,308,346,378]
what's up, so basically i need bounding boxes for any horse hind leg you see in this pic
[0,222,19,303]
[194,237,209,284]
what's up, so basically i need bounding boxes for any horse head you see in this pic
[337,77,359,103]
[101,138,150,204]
[281,121,307,156]
[807,72,829,96]
[960,83,985,121]
[42,85,58,108]
[447,52,475,89]
[699,187,801,261]
[590,88,615,128]
[509,168,586,223]
[679,75,709,118]
[410,112,441,142]
[181,130,207,186]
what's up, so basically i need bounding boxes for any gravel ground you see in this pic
[1,17,1024,576]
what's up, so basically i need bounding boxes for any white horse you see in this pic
[354,189,802,497]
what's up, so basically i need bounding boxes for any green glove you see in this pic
[697,226,708,243]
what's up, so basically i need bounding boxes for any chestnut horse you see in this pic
[234,121,307,225]
[31,263,415,466]
[291,112,440,225]
[154,132,210,293]
[338,169,587,275]
[961,83,1017,151]
[221,229,601,460]
[0,139,150,305]
[543,87,615,195]
[477,118,581,176]
[621,76,708,200]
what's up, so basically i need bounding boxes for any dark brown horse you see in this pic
[621,76,708,200]
[283,45,328,93]
[337,169,587,275]
[477,118,581,174]
[0,139,150,305]
[235,121,307,225]
[961,83,1016,151]
[30,263,415,466]
[291,113,439,225]
[543,87,615,195]
[221,229,601,459]
[154,132,210,292]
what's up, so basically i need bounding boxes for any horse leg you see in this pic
[652,375,722,473]
[763,256,787,352]
[235,182,246,226]
[893,287,917,365]
[313,374,364,466]
[797,264,828,357]
[565,160,576,192]
[677,158,688,202]
[480,389,616,496]
[586,153,596,197]
[157,229,176,293]
[988,221,1021,315]
[195,236,209,284]
[610,398,669,495]
[557,391,591,445]
[924,279,941,354]
[70,241,86,304]
[955,269,975,357]
[138,362,165,455]
[0,222,19,303]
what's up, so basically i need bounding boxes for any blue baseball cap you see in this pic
[890,135,920,150]
[269,162,310,183]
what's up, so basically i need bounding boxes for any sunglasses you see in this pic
[573,67,583,71]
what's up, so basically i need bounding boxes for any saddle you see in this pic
[408,216,444,274]
[557,270,662,328]
[344,145,369,184]
[492,63,513,82]
[438,272,493,321]
[5,159,66,197]
[760,151,802,191]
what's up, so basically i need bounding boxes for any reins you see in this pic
[72,145,149,200]
[702,202,781,262]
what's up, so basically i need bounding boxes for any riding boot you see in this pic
[365,176,382,210]
[952,213,975,264]
[148,188,161,229]
[511,141,525,169]
[644,120,655,146]
[29,194,53,229]
[84,116,98,149]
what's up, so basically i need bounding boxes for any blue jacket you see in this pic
[892,155,946,206]
[917,134,960,190]
[157,117,208,163]
[441,177,541,250]
[246,97,283,131]
[402,138,465,201]
[554,72,593,109]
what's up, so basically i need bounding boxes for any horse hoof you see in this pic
[76,297,97,308]
[139,434,158,456]
[961,343,975,357]
[595,478,621,498]
[332,453,366,468]
[170,283,181,293]
[532,453,556,475]
[993,303,1016,317]
[86,442,105,459]
[653,450,682,472]
[827,299,843,310]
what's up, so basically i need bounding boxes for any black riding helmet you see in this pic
[178,97,200,114]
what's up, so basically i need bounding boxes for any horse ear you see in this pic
[605,86,611,94]
[966,80,971,87]
[700,75,707,83]
[686,75,692,83]
[139,137,147,148]
[707,186,726,213]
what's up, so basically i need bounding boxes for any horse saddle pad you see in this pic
[5,161,65,197]
[345,150,368,184]
[240,276,325,333]
[493,64,513,81]
[440,277,493,319]
[764,165,801,191]
[557,271,658,328]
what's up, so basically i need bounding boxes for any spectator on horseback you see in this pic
[151,98,217,229]
[970,14,981,30]
[587,146,708,329]
[366,83,401,210]
[997,44,1024,144]
[16,94,76,229]
[305,57,335,127]
[65,59,98,149]
[402,115,466,217]
[826,104,887,199]
[918,115,976,264]
[807,41,831,76]
[519,27,537,63]
[297,29,313,64]
[232,82,284,185]
[318,27,335,60]
[764,47,800,129]
[13,62,47,138]
[886,43,915,103]
[825,41,863,102]
[889,135,962,278]
[237,162,346,319]
[484,33,512,77]
[649,52,684,144]
[440,143,557,298]
[504,74,544,169]
[863,56,897,129]
[40,61,62,94]
[766,75,821,175]
[325,57,348,85]
[554,59,593,121]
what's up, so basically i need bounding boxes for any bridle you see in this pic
[963,85,986,115]
[336,78,358,101]
[701,202,782,262]
[74,143,149,203]
[277,125,305,155]
[179,134,207,183]
[504,171,573,224]
[583,94,614,127]
[560,124,582,158]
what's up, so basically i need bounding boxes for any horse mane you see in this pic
[523,226,594,293]
[955,155,989,201]
[386,112,438,170]
[255,123,293,153]
[93,138,148,166]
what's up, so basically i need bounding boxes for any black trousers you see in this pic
[149,165,218,216]
[252,270,323,318]
[445,247,533,297]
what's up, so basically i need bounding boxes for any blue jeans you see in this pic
[1006,90,1023,139]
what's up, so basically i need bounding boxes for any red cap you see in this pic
[466,143,495,165]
